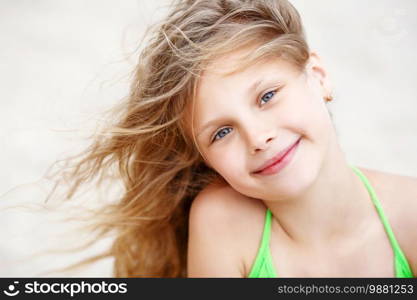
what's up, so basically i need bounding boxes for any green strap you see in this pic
[351,166,413,277]
[248,208,277,277]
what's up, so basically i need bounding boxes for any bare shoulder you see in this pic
[358,167,417,273]
[187,180,267,277]
[359,167,417,212]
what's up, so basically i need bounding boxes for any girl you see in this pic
[48,0,416,277]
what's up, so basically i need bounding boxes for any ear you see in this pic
[305,52,332,99]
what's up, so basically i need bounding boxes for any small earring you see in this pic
[324,93,333,102]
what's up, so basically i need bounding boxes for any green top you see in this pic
[248,166,414,278]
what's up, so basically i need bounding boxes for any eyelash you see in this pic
[210,89,278,143]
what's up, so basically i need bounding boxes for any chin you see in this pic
[262,157,322,201]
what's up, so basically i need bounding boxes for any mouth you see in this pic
[252,137,301,175]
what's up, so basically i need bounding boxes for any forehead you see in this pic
[196,47,299,99]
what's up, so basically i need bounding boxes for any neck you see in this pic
[265,141,374,249]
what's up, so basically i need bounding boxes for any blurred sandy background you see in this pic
[0,0,416,276]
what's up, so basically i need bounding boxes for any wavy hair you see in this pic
[43,0,310,277]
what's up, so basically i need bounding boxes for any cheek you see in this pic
[294,88,333,139]
[208,148,246,180]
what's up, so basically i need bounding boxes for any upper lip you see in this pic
[252,138,300,173]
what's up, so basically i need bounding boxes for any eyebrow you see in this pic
[196,78,264,138]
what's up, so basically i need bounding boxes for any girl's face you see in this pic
[191,49,334,201]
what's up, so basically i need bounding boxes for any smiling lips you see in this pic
[252,137,301,175]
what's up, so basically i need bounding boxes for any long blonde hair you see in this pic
[44,0,310,277]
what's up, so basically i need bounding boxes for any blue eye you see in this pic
[260,90,276,105]
[210,89,278,144]
[212,127,232,142]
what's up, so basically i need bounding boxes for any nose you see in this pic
[247,126,275,155]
